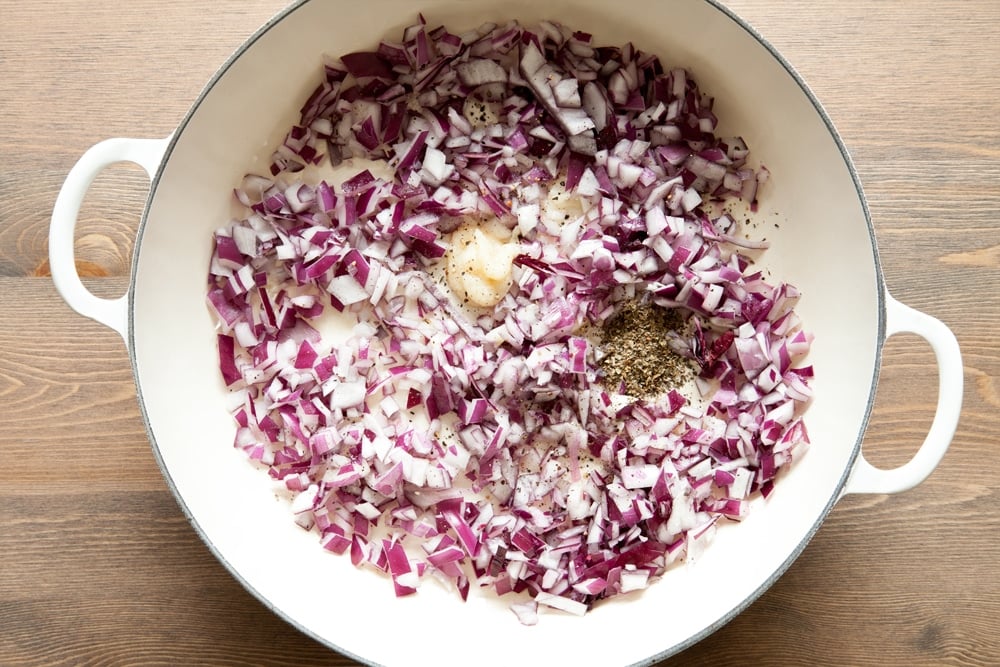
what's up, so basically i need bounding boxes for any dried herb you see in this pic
[599,299,693,397]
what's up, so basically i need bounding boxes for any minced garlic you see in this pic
[445,219,520,308]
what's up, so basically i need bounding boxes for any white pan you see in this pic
[49,0,963,664]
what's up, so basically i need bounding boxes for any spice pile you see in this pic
[598,299,693,397]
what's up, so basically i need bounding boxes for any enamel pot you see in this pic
[49,1,963,664]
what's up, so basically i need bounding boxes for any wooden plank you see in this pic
[1,0,997,665]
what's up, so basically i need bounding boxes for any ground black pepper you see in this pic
[598,299,693,397]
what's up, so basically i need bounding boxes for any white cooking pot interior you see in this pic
[130,0,881,664]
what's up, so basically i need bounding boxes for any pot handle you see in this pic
[843,293,963,495]
[49,136,170,343]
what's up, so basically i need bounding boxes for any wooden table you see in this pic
[2,1,997,664]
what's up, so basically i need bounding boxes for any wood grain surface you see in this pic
[1,0,997,665]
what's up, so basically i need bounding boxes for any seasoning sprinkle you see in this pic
[598,299,693,397]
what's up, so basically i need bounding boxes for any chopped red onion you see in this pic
[207,19,812,620]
